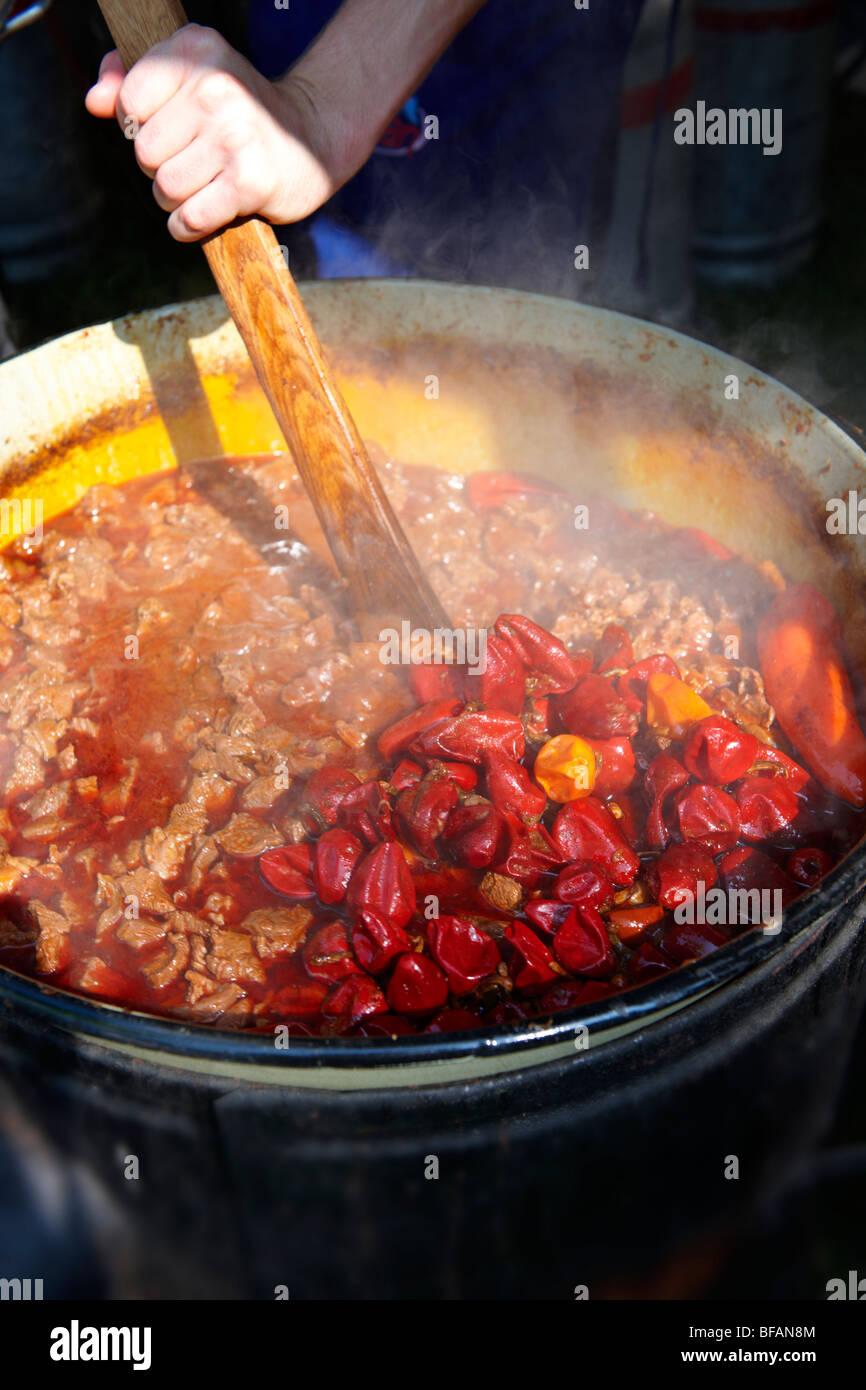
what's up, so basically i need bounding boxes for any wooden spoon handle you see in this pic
[96,0,450,633]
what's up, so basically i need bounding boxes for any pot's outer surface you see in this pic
[0,283,865,1297]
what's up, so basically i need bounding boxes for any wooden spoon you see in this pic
[96,0,450,633]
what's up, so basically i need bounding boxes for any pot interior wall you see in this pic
[1,280,864,653]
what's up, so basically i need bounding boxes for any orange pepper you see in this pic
[757,583,866,808]
[608,905,664,942]
[534,734,596,802]
[645,673,712,739]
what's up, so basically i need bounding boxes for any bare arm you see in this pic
[86,0,487,241]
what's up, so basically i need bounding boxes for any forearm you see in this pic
[281,0,488,183]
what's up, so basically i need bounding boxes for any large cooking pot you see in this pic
[0,282,864,1299]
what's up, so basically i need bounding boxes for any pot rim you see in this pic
[0,280,864,1071]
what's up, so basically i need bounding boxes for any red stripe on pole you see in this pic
[621,57,694,130]
[695,1,836,33]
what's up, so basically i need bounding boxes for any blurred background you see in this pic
[0,0,864,1297]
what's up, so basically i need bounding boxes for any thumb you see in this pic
[85,50,127,118]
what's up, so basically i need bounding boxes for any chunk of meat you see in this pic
[188,839,219,893]
[31,903,71,974]
[143,802,208,881]
[117,867,176,917]
[240,774,287,812]
[184,982,248,1019]
[190,735,257,784]
[95,873,124,941]
[20,815,79,843]
[57,744,77,773]
[215,812,284,857]
[186,774,235,820]
[52,535,119,603]
[68,956,129,996]
[188,934,207,973]
[0,916,38,948]
[1,664,87,729]
[116,918,169,952]
[141,933,190,989]
[101,759,140,815]
[0,846,38,893]
[22,719,69,762]
[183,970,246,1015]
[23,783,70,819]
[205,928,266,984]
[242,906,312,961]
[0,592,21,628]
[5,745,45,796]
[168,910,210,935]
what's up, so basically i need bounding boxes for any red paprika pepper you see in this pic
[647,842,718,911]
[553,861,615,912]
[352,912,410,974]
[506,920,559,991]
[787,845,833,887]
[646,752,690,802]
[497,820,563,889]
[524,898,572,935]
[444,802,509,868]
[409,660,463,705]
[337,780,394,844]
[395,775,460,859]
[554,673,639,739]
[718,846,799,917]
[410,865,479,915]
[746,744,810,793]
[425,1008,482,1033]
[736,775,800,843]
[377,698,462,762]
[415,708,526,764]
[322,975,388,1030]
[585,736,636,797]
[483,751,547,822]
[552,906,615,978]
[538,980,588,1011]
[434,761,479,792]
[386,953,449,1016]
[300,765,360,832]
[645,752,690,850]
[495,614,587,694]
[523,694,552,747]
[388,758,424,792]
[551,797,640,886]
[347,841,416,928]
[681,714,759,786]
[628,942,677,983]
[663,919,729,963]
[427,915,501,995]
[674,783,740,855]
[464,633,526,713]
[303,920,363,983]
[597,624,635,674]
[313,828,364,905]
[757,582,866,807]
[259,844,315,899]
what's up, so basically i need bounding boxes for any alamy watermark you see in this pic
[0,497,43,543]
[673,879,783,934]
[378,621,487,675]
[674,101,782,157]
